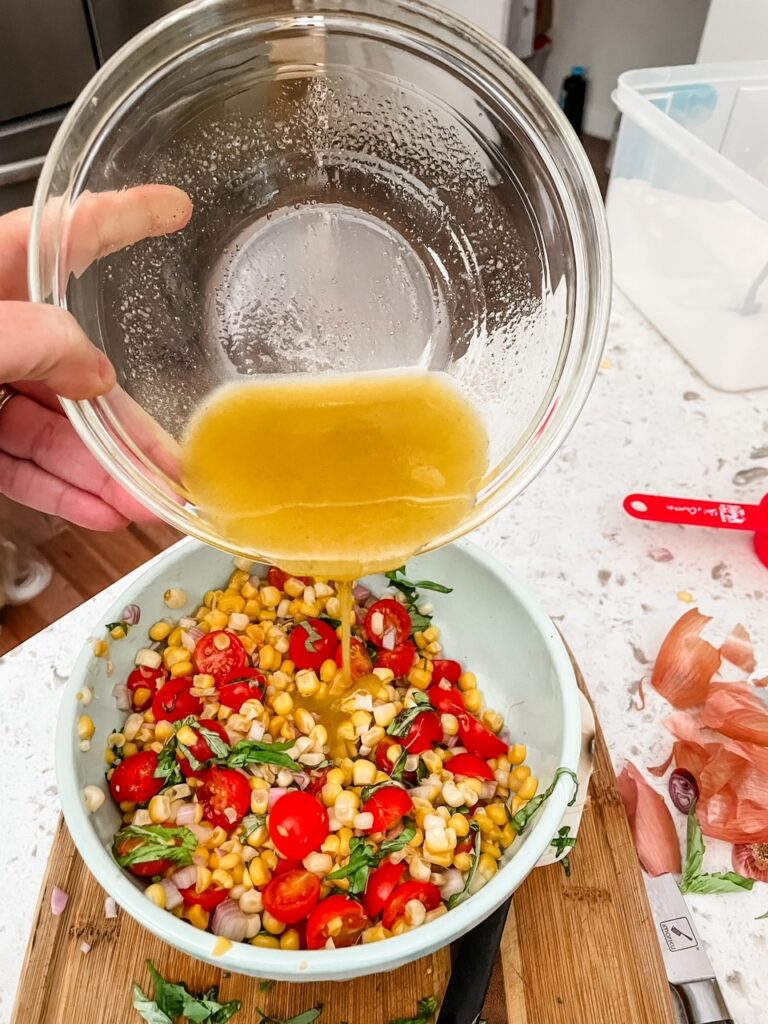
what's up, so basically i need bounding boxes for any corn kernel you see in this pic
[486,803,508,827]
[133,687,152,709]
[407,667,431,691]
[281,659,295,676]
[92,639,109,658]
[149,794,171,824]
[449,813,470,837]
[279,927,301,949]
[212,869,234,890]
[322,834,341,856]
[251,933,280,948]
[481,840,502,860]
[458,671,477,691]
[509,744,527,766]
[260,586,281,608]
[272,691,293,716]
[262,910,285,935]
[518,776,538,801]
[219,593,245,615]
[483,710,504,733]
[83,785,106,813]
[219,852,241,871]
[145,883,166,909]
[163,645,189,669]
[164,587,187,609]
[478,853,498,878]
[511,796,526,815]
[188,905,210,930]
[248,858,272,887]
[170,660,194,678]
[463,690,482,714]
[454,851,472,872]
[77,715,95,741]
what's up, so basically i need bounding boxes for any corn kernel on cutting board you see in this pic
[12,656,676,1024]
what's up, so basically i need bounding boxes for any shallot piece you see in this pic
[268,787,289,810]
[381,628,397,651]
[648,547,674,563]
[668,768,699,814]
[80,942,92,955]
[437,868,465,899]
[720,623,757,674]
[175,803,198,826]
[616,761,681,876]
[293,772,311,791]
[352,585,371,603]
[160,879,184,911]
[104,896,118,920]
[120,603,141,626]
[172,865,198,891]
[212,900,249,942]
[112,682,131,712]
[651,608,721,709]
[732,842,768,882]
[247,720,266,742]
[50,887,69,916]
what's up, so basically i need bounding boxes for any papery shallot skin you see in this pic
[617,761,681,876]
[651,609,720,709]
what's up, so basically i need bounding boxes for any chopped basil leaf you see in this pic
[385,567,453,596]
[153,744,183,787]
[408,610,433,634]
[320,617,341,629]
[106,621,129,633]
[114,825,196,869]
[135,961,242,1024]
[259,981,274,993]
[386,692,433,739]
[257,1007,323,1024]
[241,813,267,838]
[388,994,439,1023]
[416,760,429,783]
[389,748,408,783]
[302,621,323,654]
[360,779,408,805]
[680,804,754,895]
[551,827,577,877]
[197,723,230,759]
[454,804,470,815]
[448,822,481,909]
[509,767,578,836]
[756,910,768,920]
[327,822,416,894]
[226,740,300,772]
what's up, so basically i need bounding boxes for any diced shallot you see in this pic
[180,630,196,652]
[120,603,141,625]
[187,823,213,843]
[104,897,118,919]
[352,585,371,602]
[293,772,311,790]
[381,628,397,651]
[268,787,289,810]
[160,879,184,911]
[112,682,131,712]
[175,803,198,827]
[51,887,69,916]
[80,942,92,954]
[355,693,374,712]
[480,781,497,802]
[437,868,465,899]
[171,865,197,890]
[212,900,249,942]
[247,720,266,742]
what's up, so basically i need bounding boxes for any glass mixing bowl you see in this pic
[29,0,610,561]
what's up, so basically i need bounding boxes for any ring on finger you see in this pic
[0,384,18,415]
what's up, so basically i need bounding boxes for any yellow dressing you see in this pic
[181,370,489,579]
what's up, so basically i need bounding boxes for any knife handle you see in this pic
[675,978,733,1024]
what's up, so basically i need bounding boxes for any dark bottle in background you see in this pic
[560,65,587,136]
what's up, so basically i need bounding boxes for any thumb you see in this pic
[0,301,114,399]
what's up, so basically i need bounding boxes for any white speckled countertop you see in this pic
[1,291,766,1023]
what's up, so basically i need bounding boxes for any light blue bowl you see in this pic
[57,539,580,980]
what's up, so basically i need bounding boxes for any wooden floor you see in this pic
[0,134,610,656]
[0,519,181,655]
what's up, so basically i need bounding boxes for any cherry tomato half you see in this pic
[361,785,413,833]
[268,791,329,859]
[198,766,251,831]
[268,567,312,590]
[177,720,231,778]
[263,867,322,924]
[127,666,166,710]
[289,618,339,672]
[446,752,495,781]
[375,737,403,774]
[365,599,412,649]
[427,683,465,715]
[457,712,507,759]
[179,886,230,911]
[306,894,369,950]
[218,667,266,711]
[152,677,203,723]
[335,637,373,680]
[402,710,443,754]
[109,750,164,804]
[382,881,442,930]
[363,859,406,919]
[375,642,417,678]
[193,631,247,683]
[431,660,462,686]
[114,834,174,877]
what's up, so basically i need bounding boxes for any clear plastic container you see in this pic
[608,62,768,392]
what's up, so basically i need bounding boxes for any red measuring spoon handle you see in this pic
[624,493,766,532]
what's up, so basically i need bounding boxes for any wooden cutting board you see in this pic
[13,656,676,1024]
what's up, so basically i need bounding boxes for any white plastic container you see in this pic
[607,62,768,392]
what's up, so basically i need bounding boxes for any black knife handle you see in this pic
[675,978,734,1024]
[436,897,512,1024]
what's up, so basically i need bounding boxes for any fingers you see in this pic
[0,450,130,531]
[0,301,115,399]
[63,184,193,278]
[0,184,193,300]
[0,393,154,522]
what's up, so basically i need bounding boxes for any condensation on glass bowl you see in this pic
[33,0,610,558]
